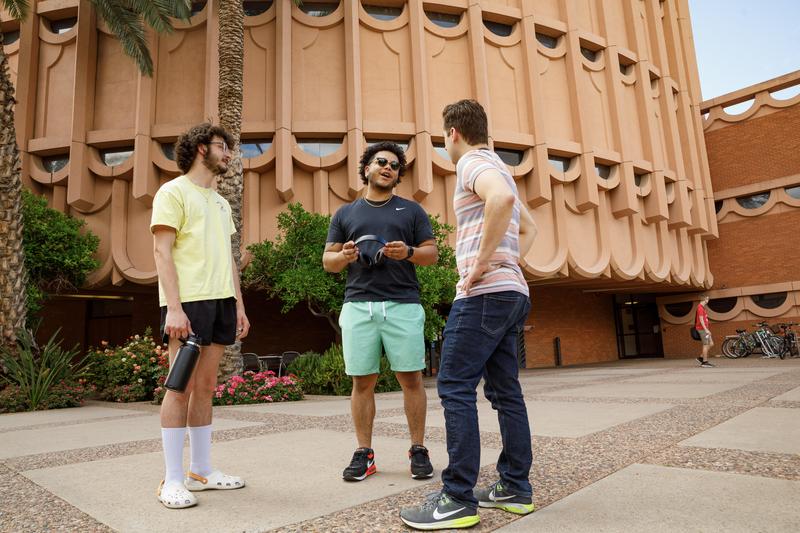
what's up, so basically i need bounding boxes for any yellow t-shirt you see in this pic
[150,175,236,306]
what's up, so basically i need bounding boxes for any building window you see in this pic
[495,148,523,167]
[240,139,273,158]
[432,141,449,160]
[708,297,737,314]
[548,155,572,173]
[735,191,770,209]
[190,1,206,16]
[42,154,69,173]
[484,20,513,37]
[619,60,633,75]
[160,143,175,161]
[47,17,78,34]
[425,11,461,28]
[634,172,649,188]
[785,185,800,199]
[535,32,559,49]
[595,163,612,179]
[367,139,409,151]
[300,1,339,17]
[664,301,692,317]
[243,1,272,16]
[751,292,787,309]
[363,4,402,21]
[580,46,598,62]
[100,147,134,167]
[3,29,20,45]
[714,200,723,213]
[297,138,343,157]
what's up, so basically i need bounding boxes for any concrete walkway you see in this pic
[1,357,799,532]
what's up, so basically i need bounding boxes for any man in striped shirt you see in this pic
[400,100,538,530]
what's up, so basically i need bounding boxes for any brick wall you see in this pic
[704,104,800,191]
[707,210,800,289]
[525,287,618,368]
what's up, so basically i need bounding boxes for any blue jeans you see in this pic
[437,291,532,508]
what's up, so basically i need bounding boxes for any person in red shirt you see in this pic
[695,296,714,367]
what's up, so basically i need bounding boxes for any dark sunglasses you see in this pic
[373,157,400,171]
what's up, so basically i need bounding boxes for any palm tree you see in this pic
[214,0,302,380]
[0,0,191,345]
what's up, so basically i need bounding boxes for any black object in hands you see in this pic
[164,334,202,392]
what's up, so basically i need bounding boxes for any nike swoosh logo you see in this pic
[395,207,406,210]
[432,506,466,520]
[489,491,516,501]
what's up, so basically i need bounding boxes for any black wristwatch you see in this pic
[406,245,414,260]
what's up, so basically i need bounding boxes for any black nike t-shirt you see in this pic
[326,196,434,303]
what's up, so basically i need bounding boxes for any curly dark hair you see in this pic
[174,123,234,174]
[358,141,407,185]
[442,99,489,145]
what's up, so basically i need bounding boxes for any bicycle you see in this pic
[775,322,799,358]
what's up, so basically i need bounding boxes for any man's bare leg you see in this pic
[351,374,379,448]
[395,371,427,445]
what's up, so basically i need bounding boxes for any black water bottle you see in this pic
[164,334,202,392]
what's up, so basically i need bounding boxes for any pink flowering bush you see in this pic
[88,328,169,402]
[0,380,95,413]
[212,371,303,406]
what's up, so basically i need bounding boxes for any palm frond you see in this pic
[90,0,153,76]
[2,0,30,20]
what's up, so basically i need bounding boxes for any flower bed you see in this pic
[88,329,168,402]
[212,371,303,405]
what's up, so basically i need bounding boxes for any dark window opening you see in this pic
[708,297,737,314]
[714,200,723,213]
[595,163,612,179]
[751,292,787,309]
[243,1,273,16]
[3,29,20,45]
[432,141,449,160]
[496,148,523,167]
[664,301,693,317]
[160,143,175,161]
[363,4,403,21]
[42,155,69,173]
[100,147,134,167]
[634,172,648,188]
[580,46,598,62]
[735,192,770,209]
[367,139,409,151]
[535,32,558,49]
[484,20,513,37]
[548,155,572,173]
[425,11,461,28]
[300,1,339,17]
[190,1,207,16]
[297,138,343,157]
[48,17,78,34]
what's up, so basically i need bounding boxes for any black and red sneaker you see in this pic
[342,447,376,481]
[409,444,434,479]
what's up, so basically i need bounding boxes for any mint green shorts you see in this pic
[339,301,426,376]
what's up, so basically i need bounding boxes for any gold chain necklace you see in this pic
[363,195,393,208]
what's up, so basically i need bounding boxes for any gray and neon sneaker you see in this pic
[475,480,535,515]
[399,492,480,530]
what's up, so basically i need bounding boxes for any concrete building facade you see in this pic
[7,0,781,366]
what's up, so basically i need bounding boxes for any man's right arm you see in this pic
[323,241,358,273]
[153,226,191,339]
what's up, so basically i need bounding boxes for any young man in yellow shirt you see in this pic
[151,123,250,508]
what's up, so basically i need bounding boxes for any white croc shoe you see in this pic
[185,470,245,491]
[157,480,197,509]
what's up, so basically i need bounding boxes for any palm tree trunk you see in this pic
[215,1,245,382]
[0,33,28,346]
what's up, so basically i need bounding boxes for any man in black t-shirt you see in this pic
[323,141,439,482]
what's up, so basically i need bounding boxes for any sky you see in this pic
[687,0,800,102]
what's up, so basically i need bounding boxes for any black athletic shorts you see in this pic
[160,297,237,346]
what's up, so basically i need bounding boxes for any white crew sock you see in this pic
[161,427,187,486]
[188,424,213,477]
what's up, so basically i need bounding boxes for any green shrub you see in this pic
[0,327,92,411]
[87,328,169,402]
[287,344,400,395]
[21,190,100,319]
[213,371,303,405]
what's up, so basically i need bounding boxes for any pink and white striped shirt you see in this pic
[453,149,529,300]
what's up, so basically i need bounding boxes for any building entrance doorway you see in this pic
[614,294,664,358]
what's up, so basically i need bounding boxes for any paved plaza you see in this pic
[2,357,799,532]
